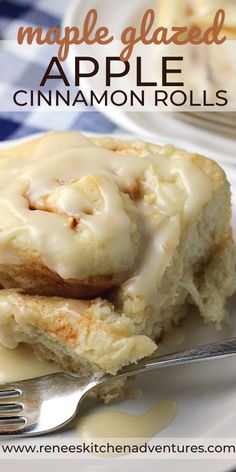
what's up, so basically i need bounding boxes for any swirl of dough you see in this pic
[0,132,213,300]
[0,133,145,296]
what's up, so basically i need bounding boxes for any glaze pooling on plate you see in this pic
[0,133,235,449]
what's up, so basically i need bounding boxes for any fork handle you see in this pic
[98,337,236,384]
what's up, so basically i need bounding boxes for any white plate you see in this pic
[0,133,236,472]
[64,0,236,164]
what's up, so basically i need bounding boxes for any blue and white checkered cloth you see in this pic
[0,0,120,140]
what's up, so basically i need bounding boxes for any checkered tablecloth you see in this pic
[0,0,121,140]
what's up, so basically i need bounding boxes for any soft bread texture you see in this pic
[112,156,235,332]
[157,0,190,28]
[0,291,155,375]
[157,0,236,101]
[0,132,217,299]
[190,0,236,95]
[0,132,235,402]
[0,132,141,297]
[191,0,236,37]
[157,0,236,36]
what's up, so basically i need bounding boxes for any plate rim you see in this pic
[0,132,236,469]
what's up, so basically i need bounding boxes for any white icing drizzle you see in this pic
[0,132,213,308]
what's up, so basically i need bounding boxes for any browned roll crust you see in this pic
[0,131,235,403]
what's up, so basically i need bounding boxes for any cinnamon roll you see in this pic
[0,131,235,400]
[158,0,236,36]
[191,0,236,37]
[0,132,142,297]
[157,0,236,105]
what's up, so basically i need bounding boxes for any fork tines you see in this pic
[0,387,25,433]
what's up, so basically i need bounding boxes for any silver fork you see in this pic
[1,337,236,437]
